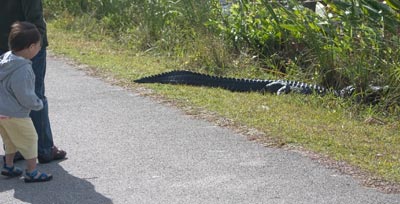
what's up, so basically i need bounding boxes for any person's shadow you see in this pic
[0,157,112,204]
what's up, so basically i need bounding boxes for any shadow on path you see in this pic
[0,157,112,204]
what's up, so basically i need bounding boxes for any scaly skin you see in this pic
[134,70,329,95]
[135,70,389,105]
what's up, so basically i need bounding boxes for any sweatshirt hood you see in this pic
[0,51,31,81]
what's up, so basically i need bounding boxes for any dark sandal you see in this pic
[38,146,67,164]
[24,169,53,183]
[1,164,23,177]
[52,146,67,160]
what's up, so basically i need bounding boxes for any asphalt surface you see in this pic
[1,54,400,204]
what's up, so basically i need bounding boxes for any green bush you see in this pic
[43,0,400,114]
[210,0,400,109]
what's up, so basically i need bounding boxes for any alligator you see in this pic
[134,70,387,103]
[134,70,329,95]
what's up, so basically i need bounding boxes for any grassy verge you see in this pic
[47,22,400,190]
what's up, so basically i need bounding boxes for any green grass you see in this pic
[47,22,400,186]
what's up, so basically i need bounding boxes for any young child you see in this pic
[0,21,52,182]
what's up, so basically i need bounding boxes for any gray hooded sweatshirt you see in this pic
[0,51,43,118]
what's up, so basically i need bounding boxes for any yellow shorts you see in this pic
[0,118,38,160]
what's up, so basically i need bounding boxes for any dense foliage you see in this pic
[43,0,400,115]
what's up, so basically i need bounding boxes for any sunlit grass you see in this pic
[48,22,400,184]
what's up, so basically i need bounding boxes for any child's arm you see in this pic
[10,67,43,111]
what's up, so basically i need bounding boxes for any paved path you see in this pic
[1,54,400,204]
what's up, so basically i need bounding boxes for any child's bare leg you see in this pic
[4,153,15,167]
[26,158,36,172]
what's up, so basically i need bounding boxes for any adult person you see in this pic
[0,0,67,163]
